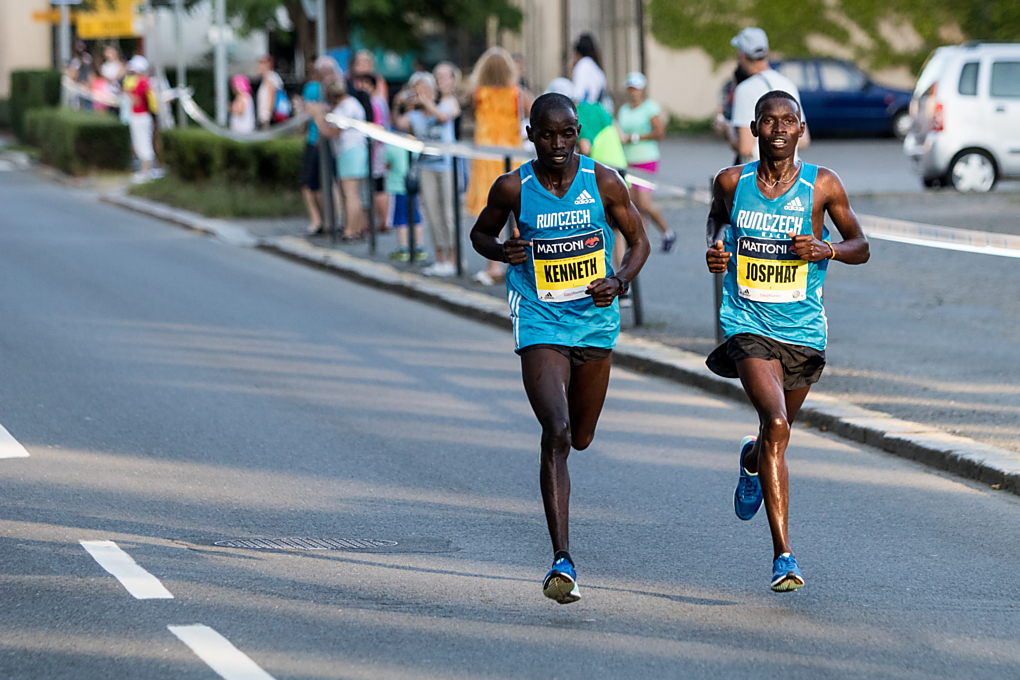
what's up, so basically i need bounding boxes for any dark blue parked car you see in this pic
[773,59,913,139]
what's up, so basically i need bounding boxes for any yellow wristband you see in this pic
[824,240,836,260]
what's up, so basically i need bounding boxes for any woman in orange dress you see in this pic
[465,47,525,285]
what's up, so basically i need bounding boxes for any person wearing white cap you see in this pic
[727,28,809,163]
[123,55,156,182]
[616,72,676,253]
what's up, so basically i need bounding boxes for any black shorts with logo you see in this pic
[706,333,825,392]
[518,344,612,367]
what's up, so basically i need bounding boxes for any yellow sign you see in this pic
[76,0,140,39]
[32,10,76,22]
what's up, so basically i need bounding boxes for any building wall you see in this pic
[0,0,55,98]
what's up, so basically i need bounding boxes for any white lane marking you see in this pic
[168,625,277,680]
[0,423,30,458]
[865,232,1020,258]
[80,540,174,599]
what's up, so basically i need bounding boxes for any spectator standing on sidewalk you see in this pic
[385,141,425,263]
[465,47,522,286]
[256,55,288,129]
[354,72,391,231]
[123,55,156,183]
[571,34,607,107]
[395,70,460,277]
[727,27,809,163]
[100,44,126,91]
[309,80,368,241]
[230,75,256,134]
[297,57,340,236]
[617,71,676,252]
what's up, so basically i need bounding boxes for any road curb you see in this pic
[101,192,1020,497]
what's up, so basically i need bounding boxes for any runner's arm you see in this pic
[706,168,738,273]
[587,165,650,306]
[470,174,530,265]
[791,168,869,264]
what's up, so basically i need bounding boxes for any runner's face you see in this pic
[528,108,579,171]
[753,99,803,161]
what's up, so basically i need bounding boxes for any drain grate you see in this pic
[214,537,398,551]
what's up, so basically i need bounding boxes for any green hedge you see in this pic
[10,69,61,139]
[165,68,215,126]
[161,128,303,189]
[0,99,10,129]
[23,108,131,175]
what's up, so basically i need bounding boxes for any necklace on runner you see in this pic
[757,162,800,188]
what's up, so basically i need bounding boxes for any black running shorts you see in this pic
[706,333,825,392]
[518,344,612,367]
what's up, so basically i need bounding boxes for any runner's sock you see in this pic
[554,550,574,567]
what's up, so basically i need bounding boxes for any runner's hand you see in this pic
[706,240,731,273]
[502,227,531,266]
[586,277,620,307]
[791,232,829,261]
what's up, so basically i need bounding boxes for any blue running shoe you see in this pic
[734,435,762,520]
[771,553,805,592]
[542,556,581,604]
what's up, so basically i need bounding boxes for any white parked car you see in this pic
[904,42,1020,192]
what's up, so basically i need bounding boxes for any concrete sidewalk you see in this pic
[100,190,1020,497]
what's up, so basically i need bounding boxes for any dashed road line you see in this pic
[168,625,277,680]
[80,540,174,599]
[0,423,30,458]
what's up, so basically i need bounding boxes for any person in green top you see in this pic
[616,72,676,252]
[384,143,426,262]
[544,78,626,170]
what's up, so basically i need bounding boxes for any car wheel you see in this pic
[949,150,997,193]
[891,110,911,140]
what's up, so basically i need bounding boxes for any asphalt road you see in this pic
[3,161,1020,679]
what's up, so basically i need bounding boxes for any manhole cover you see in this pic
[214,538,398,551]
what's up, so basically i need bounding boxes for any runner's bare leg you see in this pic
[735,358,810,559]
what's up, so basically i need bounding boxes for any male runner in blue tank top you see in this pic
[471,93,650,604]
[706,91,869,592]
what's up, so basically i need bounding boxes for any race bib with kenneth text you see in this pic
[736,236,808,303]
[533,230,606,303]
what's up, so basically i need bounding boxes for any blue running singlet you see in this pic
[720,161,829,351]
[506,155,618,352]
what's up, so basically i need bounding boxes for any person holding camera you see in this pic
[394,70,461,276]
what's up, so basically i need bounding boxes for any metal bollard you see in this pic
[365,136,376,256]
[452,156,463,277]
[630,274,644,327]
[504,156,518,236]
[318,136,335,243]
[405,149,420,266]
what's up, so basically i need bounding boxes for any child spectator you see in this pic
[385,143,426,262]
[230,74,255,134]
[123,55,156,183]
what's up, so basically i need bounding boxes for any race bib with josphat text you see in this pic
[736,235,808,303]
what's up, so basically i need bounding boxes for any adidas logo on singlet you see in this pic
[574,190,597,205]
[784,196,806,212]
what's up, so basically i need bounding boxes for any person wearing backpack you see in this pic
[256,55,289,129]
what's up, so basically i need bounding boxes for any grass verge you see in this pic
[129,175,305,218]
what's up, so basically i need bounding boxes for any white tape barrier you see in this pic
[859,214,1020,258]
[57,79,1020,257]
[176,89,310,142]
[61,76,309,142]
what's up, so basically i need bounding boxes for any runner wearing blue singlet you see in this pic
[706,91,869,593]
[470,93,650,604]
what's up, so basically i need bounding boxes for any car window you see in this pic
[958,62,979,96]
[776,62,806,89]
[819,62,866,92]
[990,61,1020,98]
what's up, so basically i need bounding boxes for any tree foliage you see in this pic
[648,0,1020,74]
[225,0,522,67]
